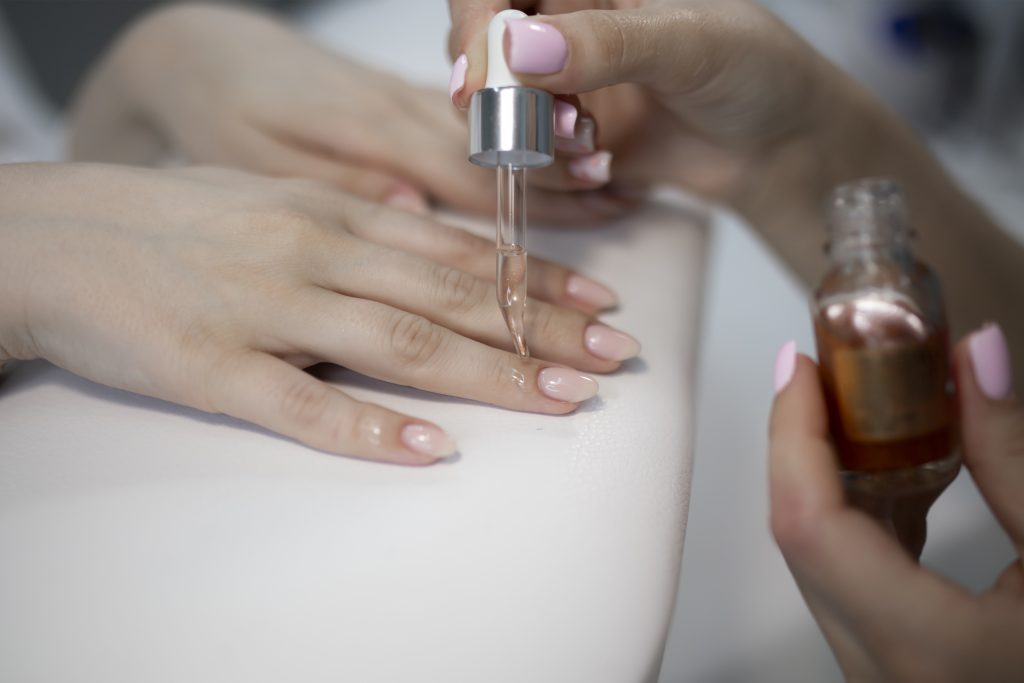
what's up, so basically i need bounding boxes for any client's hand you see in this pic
[0,163,637,464]
[70,3,626,224]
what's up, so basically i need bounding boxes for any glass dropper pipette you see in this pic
[496,163,529,357]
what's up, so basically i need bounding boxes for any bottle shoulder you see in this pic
[813,258,948,347]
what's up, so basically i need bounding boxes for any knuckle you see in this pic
[434,266,487,314]
[384,311,447,370]
[342,402,387,453]
[279,376,333,429]
[444,226,488,267]
[595,12,629,75]
[194,346,240,413]
[484,354,525,397]
[527,301,574,346]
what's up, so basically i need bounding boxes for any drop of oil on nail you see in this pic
[360,419,384,447]
[498,245,529,358]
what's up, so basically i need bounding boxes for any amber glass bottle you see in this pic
[813,179,959,552]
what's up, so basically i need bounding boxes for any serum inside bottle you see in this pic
[813,179,960,557]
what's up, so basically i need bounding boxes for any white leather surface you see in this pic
[0,198,707,682]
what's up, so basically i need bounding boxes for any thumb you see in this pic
[956,323,1024,552]
[502,8,722,95]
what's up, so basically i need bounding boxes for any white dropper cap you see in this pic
[467,9,554,168]
[484,9,526,88]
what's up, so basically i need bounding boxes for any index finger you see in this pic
[447,0,519,108]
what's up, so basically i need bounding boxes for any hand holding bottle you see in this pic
[769,326,1024,680]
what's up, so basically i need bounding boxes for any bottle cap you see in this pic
[468,9,554,168]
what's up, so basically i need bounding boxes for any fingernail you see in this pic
[449,53,469,106]
[400,423,457,458]
[505,18,568,74]
[569,151,612,184]
[969,323,1012,400]
[554,100,578,138]
[538,367,599,403]
[565,273,618,310]
[584,324,640,362]
[385,188,430,215]
[774,340,797,395]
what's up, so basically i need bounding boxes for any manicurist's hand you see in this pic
[70,3,627,224]
[768,326,1024,680]
[447,0,835,200]
[448,0,1024,381]
[0,164,638,464]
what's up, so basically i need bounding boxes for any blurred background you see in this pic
[1,1,1021,681]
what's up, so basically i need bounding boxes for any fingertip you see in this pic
[448,53,470,108]
[399,422,458,461]
[769,348,828,440]
[385,187,431,215]
[966,322,1013,401]
[565,273,618,311]
[537,366,599,404]
[773,340,798,395]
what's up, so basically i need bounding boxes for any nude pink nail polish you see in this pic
[505,19,568,74]
[385,188,430,214]
[569,151,612,184]
[538,367,598,403]
[584,324,640,362]
[554,100,577,138]
[773,341,797,394]
[449,53,469,106]
[969,323,1012,400]
[565,273,618,310]
[400,424,457,458]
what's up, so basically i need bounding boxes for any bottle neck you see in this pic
[826,179,915,265]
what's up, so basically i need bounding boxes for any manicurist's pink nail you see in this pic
[449,53,469,106]
[584,324,640,362]
[538,367,598,403]
[554,100,578,138]
[773,341,797,395]
[969,323,1012,400]
[505,18,568,74]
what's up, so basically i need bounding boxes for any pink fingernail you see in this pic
[565,273,618,310]
[400,423,457,458]
[584,324,640,362]
[568,151,612,184]
[969,323,1012,400]
[449,53,469,106]
[538,367,598,403]
[554,100,578,139]
[505,18,568,74]
[774,341,797,394]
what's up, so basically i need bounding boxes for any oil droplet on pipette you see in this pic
[497,244,529,358]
